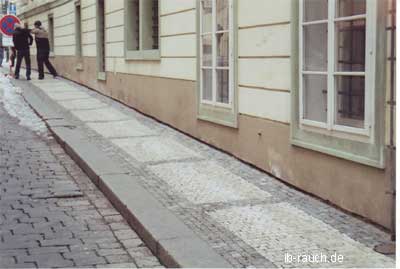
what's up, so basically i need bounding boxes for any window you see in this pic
[299,0,372,135]
[292,0,387,168]
[48,14,54,53]
[125,0,160,60]
[197,0,237,128]
[75,1,82,58]
[96,0,106,80]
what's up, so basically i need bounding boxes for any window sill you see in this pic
[97,71,106,81]
[125,49,160,61]
[291,138,385,169]
[290,123,385,169]
[198,103,238,128]
[300,122,371,143]
[75,62,83,71]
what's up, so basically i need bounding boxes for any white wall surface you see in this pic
[22,0,294,123]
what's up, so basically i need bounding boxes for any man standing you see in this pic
[0,34,4,67]
[31,20,58,80]
[12,23,33,80]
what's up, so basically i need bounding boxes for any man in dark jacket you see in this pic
[31,20,58,79]
[12,23,33,80]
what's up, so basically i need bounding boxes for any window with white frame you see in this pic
[96,0,106,75]
[48,15,54,53]
[125,0,159,60]
[299,0,374,136]
[75,1,82,58]
[200,0,233,106]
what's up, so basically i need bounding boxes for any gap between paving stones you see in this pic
[15,79,232,268]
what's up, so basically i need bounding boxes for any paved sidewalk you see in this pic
[0,74,163,268]
[10,69,396,268]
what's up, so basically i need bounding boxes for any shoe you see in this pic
[53,75,58,79]
[15,76,19,79]
[38,77,44,80]
[27,77,31,81]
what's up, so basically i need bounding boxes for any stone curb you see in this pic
[16,79,232,268]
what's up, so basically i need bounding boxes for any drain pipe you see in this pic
[388,0,396,241]
[375,0,396,255]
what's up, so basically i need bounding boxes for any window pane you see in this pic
[217,32,229,66]
[126,0,139,50]
[202,69,213,101]
[202,34,212,66]
[303,75,327,123]
[303,23,328,71]
[216,70,229,104]
[201,0,212,33]
[216,0,229,31]
[337,0,366,17]
[151,0,159,49]
[141,0,158,50]
[304,0,328,22]
[336,19,366,72]
[335,76,365,128]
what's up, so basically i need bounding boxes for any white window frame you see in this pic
[124,0,160,61]
[75,0,82,58]
[48,14,54,53]
[299,0,376,140]
[199,0,234,108]
[96,0,106,80]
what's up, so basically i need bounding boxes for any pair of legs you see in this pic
[37,50,57,79]
[15,49,31,80]
[0,48,4,67]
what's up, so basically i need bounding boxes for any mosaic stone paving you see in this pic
[209,203,395,268]
[25,73,396,268]
[149,161,270,204]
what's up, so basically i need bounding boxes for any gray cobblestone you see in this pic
[64,251,107,267]
[19,253,74,268]
[96,262,137,268]
[0,85,162,268]
[104,254,134,264]
[28,246,69,255]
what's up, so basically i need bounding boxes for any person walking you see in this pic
[31,20,58,80]
[9,47,16,77]
[0,34,4,67]
[12,23,33,80]
[0,46,4,67]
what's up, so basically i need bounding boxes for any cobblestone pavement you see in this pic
[0,75,163,268]
[11,70,396,268]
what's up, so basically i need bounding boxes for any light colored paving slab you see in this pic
[32,81,66,86]
[209,203,395,268]
[87,119,156,138]
[41,86,81,93]
[111,137,201,163]
[44,91,91,101]
[71,107,130,122]
[149,161,270,204]
[58,98,107,110]
[32,82,76,91]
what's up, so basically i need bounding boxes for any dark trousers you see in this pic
[37,50,57,78]
[15,49,31,78]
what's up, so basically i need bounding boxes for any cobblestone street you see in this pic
[0,76,163,268]
[1,70,394,268]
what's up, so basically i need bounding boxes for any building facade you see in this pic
[17,0,396,230]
